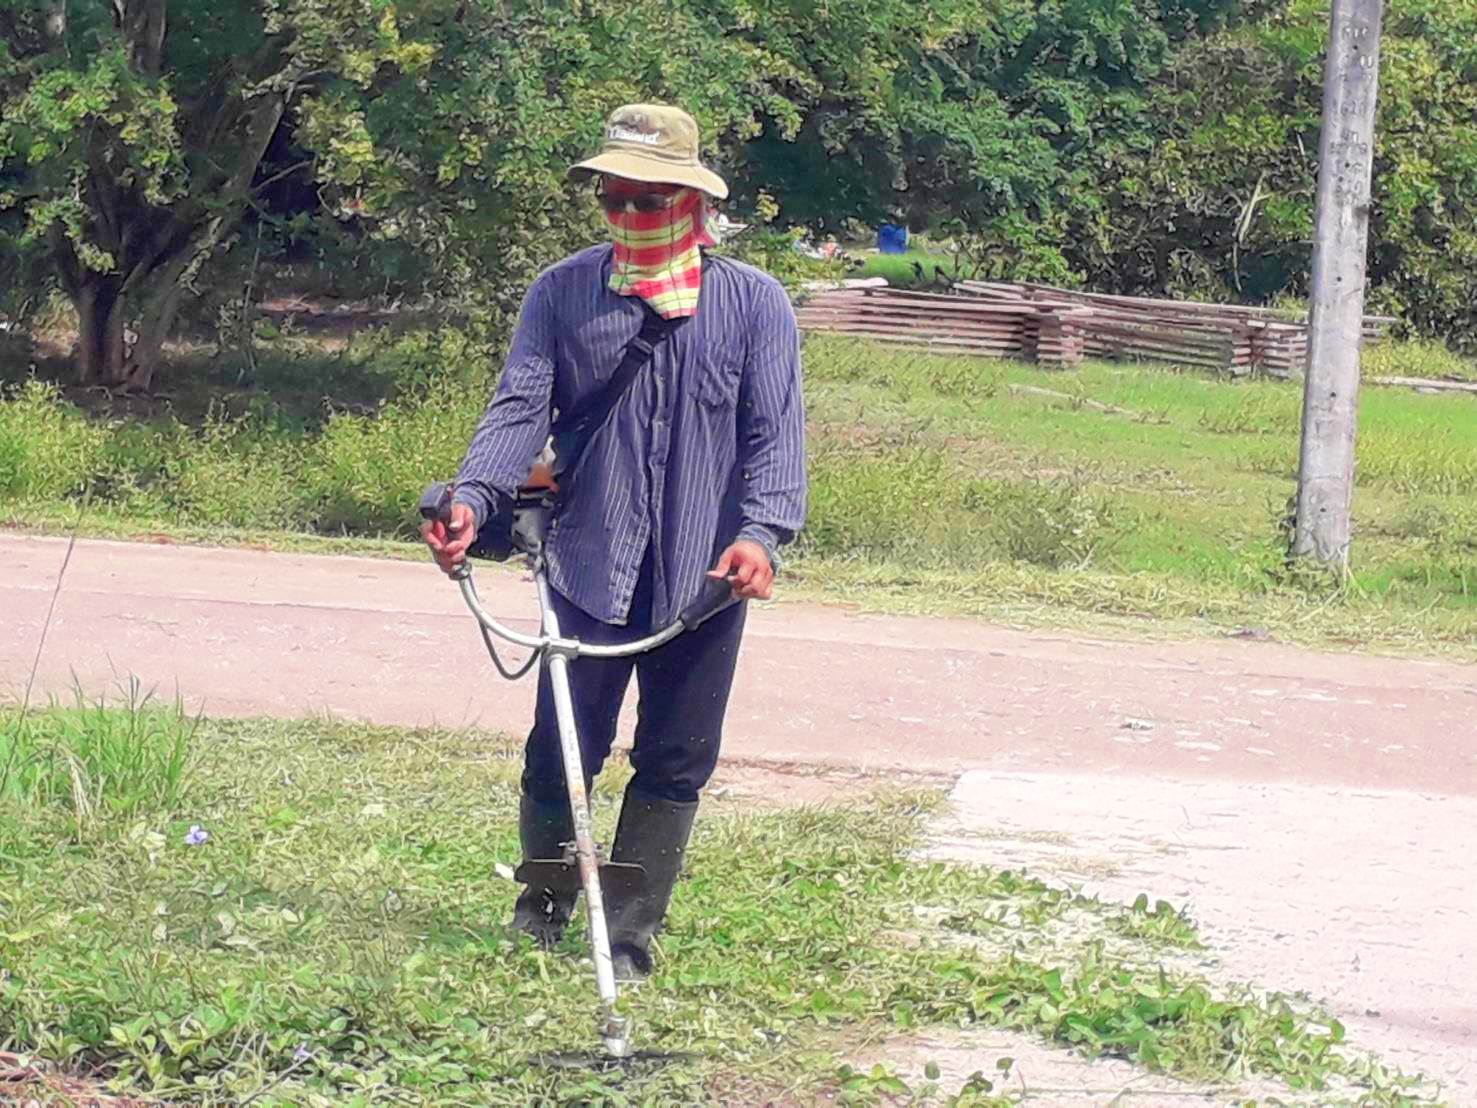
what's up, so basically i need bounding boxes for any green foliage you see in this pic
[1092,0,1477,346]
[0,710,1432,1103]
[0,0,455,384]
[157,407,309,529]
[305,379,484,533]
[0,685,196,834]
[0,377,106,497]
[7,0,1477,365]
[0,0,1252,387]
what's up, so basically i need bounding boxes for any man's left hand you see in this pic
[709,541,774,601]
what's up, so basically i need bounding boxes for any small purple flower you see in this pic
[184,824,210,846]
[293,1043,313,1063]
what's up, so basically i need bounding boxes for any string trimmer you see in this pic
[419,481,735,1063]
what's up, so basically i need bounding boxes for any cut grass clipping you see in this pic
[0,702,1433,1105]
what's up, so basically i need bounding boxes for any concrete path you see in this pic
[3,533,1475,1094]
[930,772,1476,1102]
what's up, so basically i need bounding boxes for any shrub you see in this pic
[0,378,108,499]
[305,379,487,535]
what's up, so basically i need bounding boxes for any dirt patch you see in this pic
[704,759,953,810]
[0,1050,154,1107]
[856,1028,1336,1105]
[926,770,1476,1100]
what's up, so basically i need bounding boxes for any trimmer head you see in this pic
[529,1045,698,1072]
[515,857,647,904]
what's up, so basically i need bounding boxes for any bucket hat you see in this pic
[569,103,729,200]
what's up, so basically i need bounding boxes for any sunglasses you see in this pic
[596,189,682,214]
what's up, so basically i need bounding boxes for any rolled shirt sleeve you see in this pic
[453,282,556,528]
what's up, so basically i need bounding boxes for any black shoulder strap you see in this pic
[548,304,684,479]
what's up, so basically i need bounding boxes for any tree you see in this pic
[1090,0,1477,345]
[736,0,1237,268]
[0,0,1245,392]
[0,0,441,389]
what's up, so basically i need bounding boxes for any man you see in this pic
[422,104,806,980]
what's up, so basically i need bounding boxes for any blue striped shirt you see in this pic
[453,244,807,626]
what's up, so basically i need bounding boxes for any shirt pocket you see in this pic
[694,347,743,410]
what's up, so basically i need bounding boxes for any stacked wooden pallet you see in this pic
[957,281,1393,376]
[1027,309,1088,367]
[796,281,1394,375]
[1251,323,1309,378]
[795,287,1034,358]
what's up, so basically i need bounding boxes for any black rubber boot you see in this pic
[510,793,577,947]
[607,784,698,982]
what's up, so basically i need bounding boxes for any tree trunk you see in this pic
[57,81,285,391]
[120,282,185,392]
[72,276,128,386]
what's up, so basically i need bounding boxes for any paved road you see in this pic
[4,533,1475,1094]
[4,534,1474,795]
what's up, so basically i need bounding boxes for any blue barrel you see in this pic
[878,223,909,255]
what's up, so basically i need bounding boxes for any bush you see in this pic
[802,445,1114,570]
[305,379,487,534]
[157,406,311,530]
[974,474,1115,569]
[0,378,108,499]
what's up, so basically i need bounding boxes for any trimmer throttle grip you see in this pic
[679,575,738,631]
[419,481,454,525]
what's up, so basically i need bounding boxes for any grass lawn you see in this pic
[0,699,1434,1105]
[794,339,1477,648]
[853,252,962,290]
[2,330,1475,656]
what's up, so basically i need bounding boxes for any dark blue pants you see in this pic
[522,555,748,804]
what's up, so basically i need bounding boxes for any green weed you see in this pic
[1356,428,1477,495]
[304,379,485,533]
[1363,337,1477,382]
[0,710,1433,1105]
[0,378,108,499]
[158,406,309,530]
[805,336,1005,401]
[1198,390,1299,436]
[802,445,1115,571]
[0,682,197,834]
[1110,894,1204,950]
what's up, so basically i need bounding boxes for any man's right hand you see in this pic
[422,501,477,576]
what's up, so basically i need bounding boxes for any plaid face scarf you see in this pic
[603,183,716,319]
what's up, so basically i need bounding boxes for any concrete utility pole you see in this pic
[1292,0,1385,568]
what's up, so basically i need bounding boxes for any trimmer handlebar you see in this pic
[420,478,739,660]
[679,575,740,632]
[418,481,455,525]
